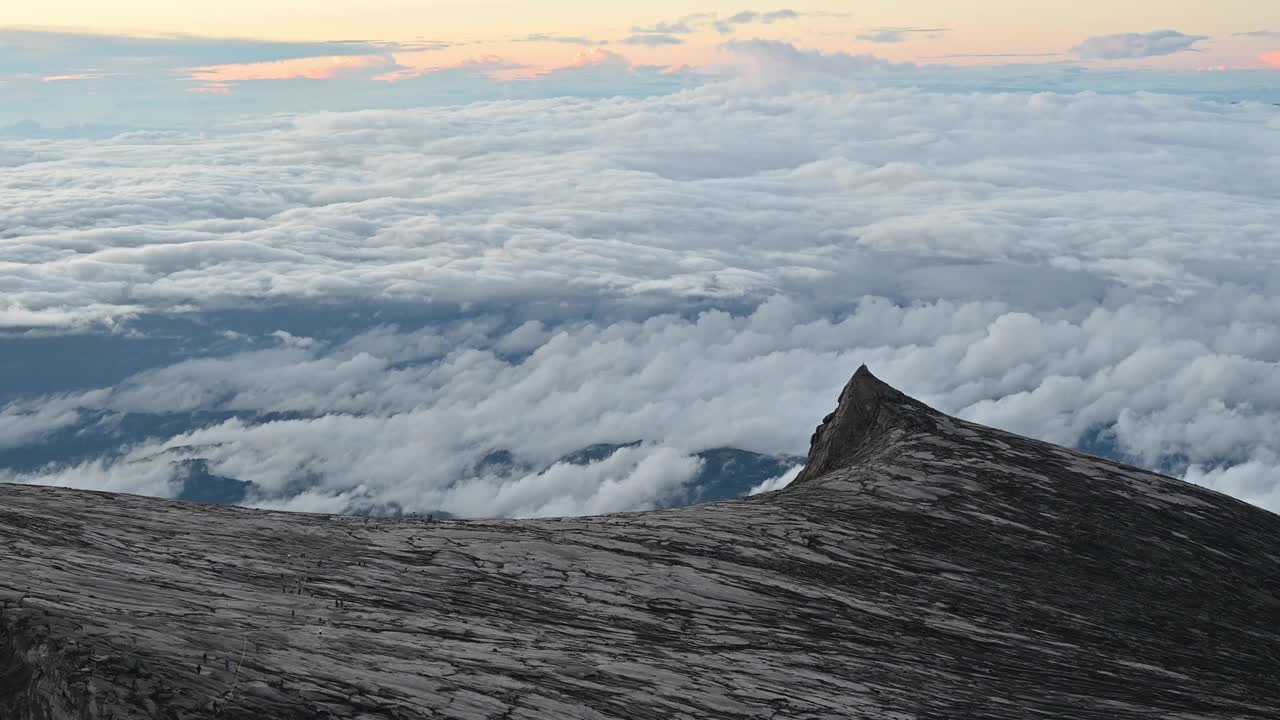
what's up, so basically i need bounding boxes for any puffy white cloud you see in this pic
[1183,461,1280,512]
[1071,31,1209,60]
[7,290,1280,515]
[749,466,802,496]
[2,61,1280,516]
[722,40,904,79]
[5,79,1274,323]
[0,402,83,451]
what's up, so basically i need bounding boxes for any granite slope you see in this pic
[2,366,1279,719]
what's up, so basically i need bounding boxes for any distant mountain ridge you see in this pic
[163,442,801,516]
[0,404,1205,517]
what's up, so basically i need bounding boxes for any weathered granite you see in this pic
[2,366,1279,719]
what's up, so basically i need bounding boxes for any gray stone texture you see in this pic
[3,366,1279,718]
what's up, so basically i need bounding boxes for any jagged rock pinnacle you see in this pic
[792,364,939,485]
[3,368,1280,719]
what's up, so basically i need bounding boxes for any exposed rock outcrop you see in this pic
[2,366,1278,719]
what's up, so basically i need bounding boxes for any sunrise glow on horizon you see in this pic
[6,0,1280,84]
[1,1,1277,129]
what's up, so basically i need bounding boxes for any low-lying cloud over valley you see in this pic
[2,56,1279,516]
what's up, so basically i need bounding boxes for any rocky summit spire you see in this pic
[792,364,941,485]
[3,368,1280,719]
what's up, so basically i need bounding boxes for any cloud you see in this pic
[1233,31,1280,39]
[1262,51,1280,69]
[713,10,802,35]
[0,28,406,75]
[2,57,1280,517]
[928,53,1061,60]
[518,34,601,46]
[622,34,686,48]
[714,12,757,34]
[631,15,711,36]
[632,9,801,37]
[370,54,526,83]
[396,40,453,52]
[0,28,463,107]
[749,466,802,496]
[0,401,85,451]
[0,36,703,127]
[856,31,907,44]
[723,40,903,79]
[857,27,948,44]
[1182,462,1280,512]
[760,10,800,23]
[186,54,401,91]
[1071,31,1208,60]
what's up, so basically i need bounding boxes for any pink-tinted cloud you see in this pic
[377,55,526,82]
[1262,51,1280,68]
[366,48,663,85]
[43,73,120,83]
[186,54,397,90]
[453,49,628,82]
[558,48,631,71]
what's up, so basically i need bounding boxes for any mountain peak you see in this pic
[792,364,940,485]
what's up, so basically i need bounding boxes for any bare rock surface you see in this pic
[3,366,1279,719]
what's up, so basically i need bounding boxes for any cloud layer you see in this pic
[1071,31,1208,59]
[857,28,947,44]
[2,65,1279,517]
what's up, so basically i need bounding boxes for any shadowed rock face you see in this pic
[2,366,1279,719]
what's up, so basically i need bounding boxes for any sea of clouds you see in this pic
[2,47,1279,516]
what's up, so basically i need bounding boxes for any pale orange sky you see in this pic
[6,1,1275,38]
[2,0,1277,103]
[6,0,1278,71]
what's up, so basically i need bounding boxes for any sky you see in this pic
[5,1,1276,57]
[2,2,1278,128]
[2,4,1280,519]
